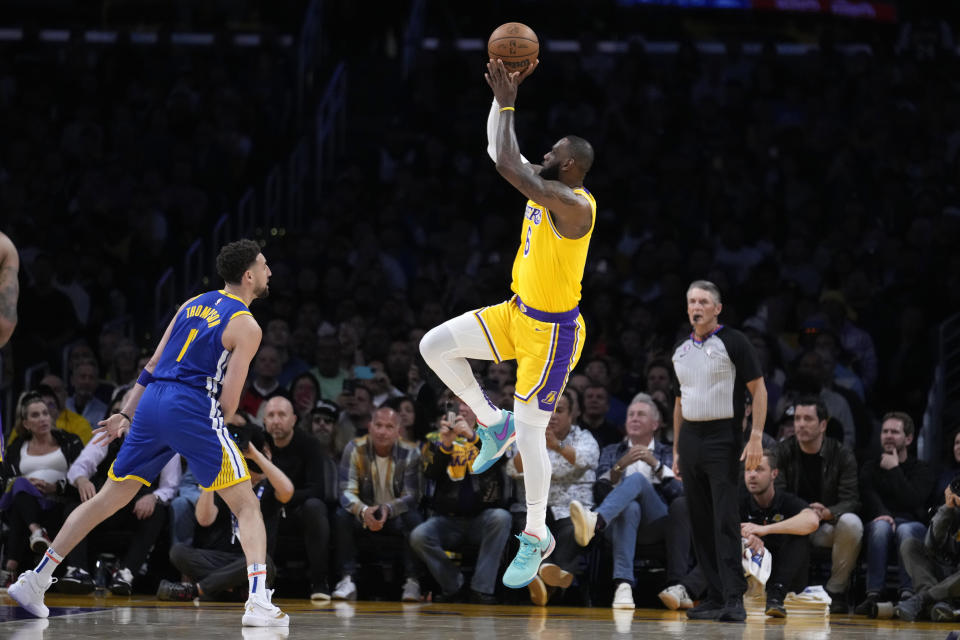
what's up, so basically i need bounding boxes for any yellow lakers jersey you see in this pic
[509,187,596,313]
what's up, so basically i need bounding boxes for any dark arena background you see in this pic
[2,1,960,638]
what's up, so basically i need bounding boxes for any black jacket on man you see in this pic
[774,435,861,519]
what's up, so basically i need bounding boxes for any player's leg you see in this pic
[217,481,267,566]
[217,480,288,627]
[421,302,519,473]
[7,478,142,617]
[503,315,585,589]
[419,303,514,427]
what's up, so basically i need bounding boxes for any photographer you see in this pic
[159,419,293,602]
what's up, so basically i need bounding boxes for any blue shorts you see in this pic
[110,382,249,491]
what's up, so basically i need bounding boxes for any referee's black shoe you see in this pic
[718,596,747,622]
[686,598,724,620]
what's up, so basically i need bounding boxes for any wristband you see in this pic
[499,106,515,112]
[137,368,154,387]
[119,411,132,424]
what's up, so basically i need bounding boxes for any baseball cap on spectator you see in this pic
[312,399,340,421]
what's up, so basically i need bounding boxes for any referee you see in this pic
[671,280,766,622]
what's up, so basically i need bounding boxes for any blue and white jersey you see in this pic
[152,290,252,400]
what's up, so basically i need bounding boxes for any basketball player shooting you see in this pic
[419,57,596,589]
[8,240,289,628]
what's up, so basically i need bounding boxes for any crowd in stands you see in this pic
[3,7,960,621]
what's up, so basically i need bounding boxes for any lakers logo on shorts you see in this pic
[543,391,557,406]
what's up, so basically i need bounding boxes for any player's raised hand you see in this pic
[485,59,521,107]
[94,413,130,445]
[516,59,539,84]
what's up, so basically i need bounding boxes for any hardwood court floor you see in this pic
[1,593,958,639]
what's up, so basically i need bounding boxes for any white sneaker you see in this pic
[569,500,597,547]
[613,582,635,609]
[332,576,357,601]
[401,577,421,602]
[658,583,694,610]
[8,570,55,618]
[242,589,289,627]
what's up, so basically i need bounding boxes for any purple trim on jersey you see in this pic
[534,319,580,411]
[513,294,580,324]
[690,324,724,345]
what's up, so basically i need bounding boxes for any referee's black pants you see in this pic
[678,418,746,603]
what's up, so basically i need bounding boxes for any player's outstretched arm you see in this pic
[485,59,591,239]
[485,60,536,165]
[219,314,263,421]
[0,232,20,347]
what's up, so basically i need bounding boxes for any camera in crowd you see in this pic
[227,412,271,474]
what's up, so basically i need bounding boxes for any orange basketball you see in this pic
[487,22,539,74]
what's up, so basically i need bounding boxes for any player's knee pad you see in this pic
[419,324,456,364]
[513,399,553,431]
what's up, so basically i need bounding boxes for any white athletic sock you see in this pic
[420,322,503,426]
[247,563,267,598]
[516,419,550,539]
[35,548,63,581]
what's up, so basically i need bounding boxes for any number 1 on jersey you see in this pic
[176,328,199,362]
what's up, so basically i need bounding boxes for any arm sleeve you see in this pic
[66,438,108,485]
[338,443,365,518]
[829,446,862,517]
[596,443,619,478]
[859,463,888,520]
[486,99,530,165]
[388,447,421,517]
[780,491,810,517]
[723,329,763,382]
[153,454,182,503]
[287,437,325,507]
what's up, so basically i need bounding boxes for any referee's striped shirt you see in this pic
[671,325,762,424]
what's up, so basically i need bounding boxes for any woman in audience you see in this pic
[0,391,84,585]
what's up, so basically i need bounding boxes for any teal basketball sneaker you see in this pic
[502,529,555,589]
[471,411,515,473]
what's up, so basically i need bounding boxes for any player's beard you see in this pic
[540,162,560,181]
[254,284,270,300]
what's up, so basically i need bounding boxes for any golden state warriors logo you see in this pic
[543,391,557,405]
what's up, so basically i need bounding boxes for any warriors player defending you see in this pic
[420,58,596,589]
[9,240,289,628]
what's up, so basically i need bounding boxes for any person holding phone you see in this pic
[332,406,423,602]
[410,400,512,604]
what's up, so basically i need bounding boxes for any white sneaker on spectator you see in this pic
[332,576,357,601]
[401,577,421,602]
[28,529,51,554]
[242,589,289,627]
[569,500,597,547]
[613,582,635,609]
[659,583,694,610]
[8,570,55,618]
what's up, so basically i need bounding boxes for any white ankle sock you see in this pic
[247,563,267,597]
[35,548,63,581]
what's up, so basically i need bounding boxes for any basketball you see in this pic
[488,22,539,74]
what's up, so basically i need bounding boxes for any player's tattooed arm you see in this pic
[0,232,19,347]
